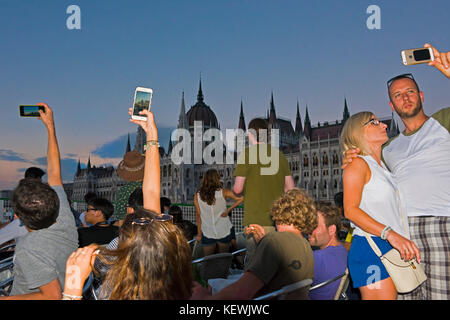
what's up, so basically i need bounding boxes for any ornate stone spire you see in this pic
[343,97,350,123]
[197,75,204,103]
[126,133,131,153]
[304,105,312,139]
[178,91,188,129]
[295,100,303,135]
[268,91,277,127]
[238,99,246,131]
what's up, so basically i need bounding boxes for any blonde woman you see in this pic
[341,112,421,300]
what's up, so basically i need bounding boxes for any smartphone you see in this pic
[401,47,434,66]
[131,87,153,121]
[19,105,45,117]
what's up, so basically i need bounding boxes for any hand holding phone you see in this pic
[129,107,158,142]
[401,47,435,66]
[35,103,55,129]
[131,87,153,121]
[19,105,45,117]
[425,43,450,78]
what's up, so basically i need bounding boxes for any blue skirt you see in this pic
[348,235,393,288]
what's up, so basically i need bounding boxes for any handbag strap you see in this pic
[363,232,383,257]
[363,190,409,258]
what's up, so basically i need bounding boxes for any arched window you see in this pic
[322,152,328,166]
[303,154,309,167]
[333,152,339,165]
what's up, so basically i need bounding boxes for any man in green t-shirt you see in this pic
[191,188,316,300]
[233,118,294,267]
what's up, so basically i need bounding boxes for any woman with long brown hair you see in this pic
[61,108,193,300]
[194,169,243,256]
[96,208,192,299]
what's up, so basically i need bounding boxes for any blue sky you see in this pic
[1,0,449,189]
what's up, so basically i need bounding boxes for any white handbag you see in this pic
[363,234,427,293]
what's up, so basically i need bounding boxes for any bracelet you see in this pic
[381,226,392,240]
[145,140,160,149]
[62,292,82,300]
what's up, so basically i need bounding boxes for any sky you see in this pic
[0,0,449,190]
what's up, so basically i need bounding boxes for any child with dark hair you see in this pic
[77,197,119,247]
[79,192,97,227]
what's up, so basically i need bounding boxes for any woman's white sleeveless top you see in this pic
[352,155,409,238]
[197,189,232,239]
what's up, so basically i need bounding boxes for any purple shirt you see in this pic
[309,245,348,300]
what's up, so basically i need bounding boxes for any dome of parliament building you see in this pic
[186,79,219,128]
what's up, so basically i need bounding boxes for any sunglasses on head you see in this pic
[386,73,415,90]
[131,214,173,226]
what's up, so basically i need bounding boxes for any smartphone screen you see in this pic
[133,90,152,118]
[413,49,431,61]
[19,105,45,117]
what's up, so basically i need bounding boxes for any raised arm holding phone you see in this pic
[1,103,78,300]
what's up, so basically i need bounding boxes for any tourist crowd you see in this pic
[0,43,449,300]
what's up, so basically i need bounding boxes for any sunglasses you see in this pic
[131,214,173,226]
[363,118,381,126]
[386,73,415,90]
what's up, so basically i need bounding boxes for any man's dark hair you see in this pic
[168,205,183,223]
[248,118,268,142]
[87,197,114,221]
[160,197,171,212]
[84,192,97,203]
[315,201,343,237]
[333,192,343,209]
[127,188,143,210]
[387,73,421,101]
[24,167,46,180]
[12,179,59,230]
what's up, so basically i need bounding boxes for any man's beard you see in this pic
[393,99,423,119]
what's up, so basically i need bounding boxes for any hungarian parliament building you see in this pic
[69,79,400,210]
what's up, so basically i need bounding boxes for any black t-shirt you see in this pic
[77,223,119,247]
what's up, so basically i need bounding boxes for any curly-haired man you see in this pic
[191,188,317,300]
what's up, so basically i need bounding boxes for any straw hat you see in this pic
[117,150,145,182]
